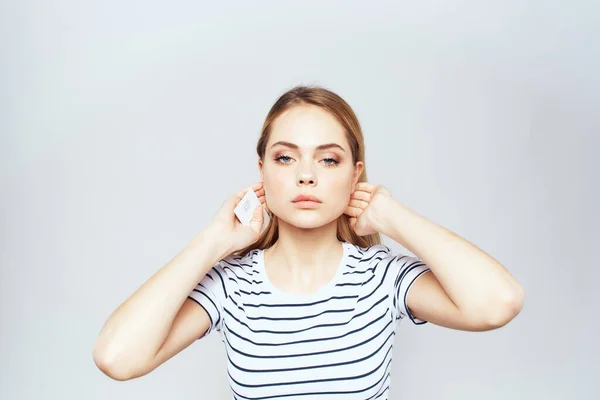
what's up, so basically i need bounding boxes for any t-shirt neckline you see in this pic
[257,241,350,301]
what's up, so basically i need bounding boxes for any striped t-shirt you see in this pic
[187,240,431,400]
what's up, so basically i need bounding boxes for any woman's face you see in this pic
[259,105,364,229]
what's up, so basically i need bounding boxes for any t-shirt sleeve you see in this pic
[387,248,431,325]
[187,261,229,338]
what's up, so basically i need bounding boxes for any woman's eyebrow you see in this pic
[270,141,346,152]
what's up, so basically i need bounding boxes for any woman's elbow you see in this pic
[487,285,525,328]
[92,341,141,381]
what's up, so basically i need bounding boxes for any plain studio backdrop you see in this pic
[1,1,598,399]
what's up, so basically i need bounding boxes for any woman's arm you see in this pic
[92,226,232,380]
[374,196,524,330]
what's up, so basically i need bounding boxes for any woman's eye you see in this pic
[275,155,292,163]
[274,155,339,166]
[323,158,339,166]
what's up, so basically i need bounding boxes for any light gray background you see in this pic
[1,1,598,399]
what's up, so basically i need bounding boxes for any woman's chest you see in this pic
[220,290,396,392]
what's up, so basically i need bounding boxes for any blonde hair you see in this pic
[233,85,382,257]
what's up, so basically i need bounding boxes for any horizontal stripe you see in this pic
[186,241,431,399]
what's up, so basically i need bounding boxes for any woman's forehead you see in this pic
[268,106,347,150]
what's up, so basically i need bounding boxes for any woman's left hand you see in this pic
[344,182,393,236]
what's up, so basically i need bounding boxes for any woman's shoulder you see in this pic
[214,248,259,276]
[349,241,393,260]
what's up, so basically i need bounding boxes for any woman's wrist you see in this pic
[188,225,233,262]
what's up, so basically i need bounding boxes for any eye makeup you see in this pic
[273,154,341,167]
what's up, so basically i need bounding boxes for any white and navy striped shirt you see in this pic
[187,240,431,400]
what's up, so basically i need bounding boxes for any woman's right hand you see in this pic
[208,181,267,254]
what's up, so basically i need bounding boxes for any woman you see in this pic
[93,85,525,399]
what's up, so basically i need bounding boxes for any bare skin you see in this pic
[258,104,364,295]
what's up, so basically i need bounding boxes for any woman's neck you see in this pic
[266,219,342,272]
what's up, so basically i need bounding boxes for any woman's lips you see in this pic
[293,200,321,209]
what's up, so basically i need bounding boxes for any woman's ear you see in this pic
[353,161,364,189]
[258,158,270,213]
[258,159,264,182]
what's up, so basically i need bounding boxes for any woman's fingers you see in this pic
[234,182,264,200]
[348,198,368,209]
[350,190,371,202]
[344,205,361,217]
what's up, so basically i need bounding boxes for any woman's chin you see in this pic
[279,211,338,229]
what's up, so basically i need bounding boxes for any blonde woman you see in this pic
[93,85,525,399]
